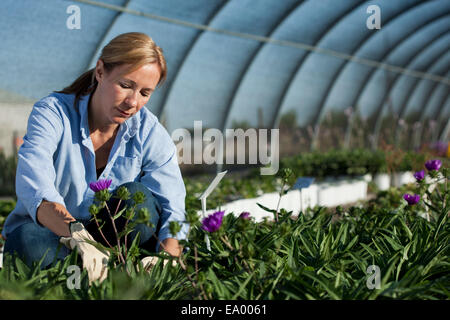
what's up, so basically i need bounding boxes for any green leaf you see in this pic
[381,233,403,251]
[344,235,359,251]
[299,233,316,257]
[15,256,30,278]
[113,206,127,220]
[302,271,341,300]
[207,269,231,299]
[361,243,378,257]
[256,202,276,214]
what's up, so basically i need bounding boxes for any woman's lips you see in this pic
[117,108,130,117]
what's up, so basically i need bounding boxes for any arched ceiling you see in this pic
[0,0,448,136]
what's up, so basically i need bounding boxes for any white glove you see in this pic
[140,256,177,272]
[60,222,110,284]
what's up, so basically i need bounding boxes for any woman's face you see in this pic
[94,60,161,126]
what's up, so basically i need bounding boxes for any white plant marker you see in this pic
[292,177,315,215]
[198,171,228,251]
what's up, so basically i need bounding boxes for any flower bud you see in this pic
[281,168,293,182]
[138,207,150,222]
[239,211,251,220]
[125,208,135,220]
[425,159,442,171]
[403,193,420,205]
[169,221,181,237]
[413,170,425,182]
[201,211,224,233]
[116,186,131,201]
[95,189,111,202]
[89,204,99,216]
[133,191,146,205]
[186,209,200,225]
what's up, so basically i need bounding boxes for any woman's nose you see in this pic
[125,91,138,109]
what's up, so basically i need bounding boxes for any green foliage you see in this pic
[0,151,448,300]
[0,163,448,300]
[0,152,17,196]
[0,199,15,235]
[280,148,386,179]
[279,110,297,129]
[184,149,446,211]
[169,221,181,237]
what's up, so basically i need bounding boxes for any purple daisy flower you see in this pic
[202,210,225,233]
[239,211,251,220]
[403,193,420,205]
[89,179,112,192]
[425,159,442,171]
[413,170,425,181]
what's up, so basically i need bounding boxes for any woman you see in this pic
[1,32,189,283]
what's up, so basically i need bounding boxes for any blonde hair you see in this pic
[57,32,167,110]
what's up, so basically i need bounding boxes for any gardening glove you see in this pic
[60,221,110,284]
[140,256,177,272]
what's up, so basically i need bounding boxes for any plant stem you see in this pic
[275,181,286,223]
[194,245,199,280]
[175,245,207,300]
[123,202,135,258]
[194,245,208,300]
[92,212,113,249]
[114,199,128,258]
[151,232,167,255]
[176,225,206,299]
[220,234,234,251]
[239,242,253,272]
[104,201,126,266]
[220,235,252,274]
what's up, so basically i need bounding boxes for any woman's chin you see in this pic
[112,117,127,124]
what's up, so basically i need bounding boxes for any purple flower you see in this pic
[89,179,112,192]
[425,159,442,171]
[403,194,420,205]
[239,211,251,220]
[202,210,224,233]
[413,170,425,181]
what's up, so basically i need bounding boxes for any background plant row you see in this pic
[183,149,448,211]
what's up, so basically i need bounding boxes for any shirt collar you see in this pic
[78,93,139,141]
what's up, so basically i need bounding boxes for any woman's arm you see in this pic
[36,200,76,237]
[16,100,68,227]
[139,119,190,254]
[160,238,182,257]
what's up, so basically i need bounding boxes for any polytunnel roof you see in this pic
[0,0,449,135]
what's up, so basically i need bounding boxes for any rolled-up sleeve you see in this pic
[139,121,189,250]
[16,101,65,225]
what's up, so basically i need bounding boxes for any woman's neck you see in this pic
[88,89,119,137]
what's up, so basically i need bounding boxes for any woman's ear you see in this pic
[95,59,105,83]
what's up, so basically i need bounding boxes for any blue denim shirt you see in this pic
[2,92,189,249]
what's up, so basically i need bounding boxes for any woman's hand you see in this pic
[36,200,76,237]
[160,238,182,257]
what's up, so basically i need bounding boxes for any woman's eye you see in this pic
[119,82,130,89]
[141,92,149,97]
